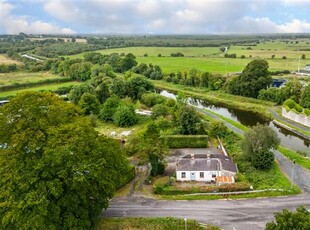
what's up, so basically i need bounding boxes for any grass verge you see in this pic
[159,189,298,200]
[96,217,219,230]
[274,118,310,138]
[277,146,310,171]
[203,108,249,132]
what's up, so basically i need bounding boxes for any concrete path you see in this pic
[269,108,310,133]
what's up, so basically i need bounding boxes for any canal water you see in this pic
[160,90,310,155]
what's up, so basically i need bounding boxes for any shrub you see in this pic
[283,99,297,109]
[151,104,169,120]
[304,108,310,116]
[113,104,137,127]
[140,93,166,107]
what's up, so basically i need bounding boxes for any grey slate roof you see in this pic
[176,154,237,173]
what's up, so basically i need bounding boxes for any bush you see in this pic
[160,135,208,148]
[140,93,166,107]
[283,99,297,109]
[151,104,169,120]
[304,108,310,116]
[113,104,137,127]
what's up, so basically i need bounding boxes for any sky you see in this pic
[1,0,310,35]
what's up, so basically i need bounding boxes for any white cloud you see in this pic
[43,0,81,23]
[278,19,310,33]
[283,0,310,7]
[0,0,75,34]
[2,0,310,34]
[223,17,310,33]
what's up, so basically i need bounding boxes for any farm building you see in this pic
[176,154,237,184]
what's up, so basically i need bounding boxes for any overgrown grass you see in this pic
[277,146,310,171]
[0,71,62,86]
[96,217,218,230]
[95,116,150,137]
[0,81,81,98]
[0,54,22,65]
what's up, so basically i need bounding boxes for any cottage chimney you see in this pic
[207,153,210,159]
[190,154,195,167]
[191,153,195,160]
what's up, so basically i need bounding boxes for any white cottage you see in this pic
[176,154,237,183]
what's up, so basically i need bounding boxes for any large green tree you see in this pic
[178,105,201,135]
[227,59,272,98]
[125,75,154,100]
[301,84,310,108]
[0,92,128,229]
[242,124,280,170]
[265,206,310,230]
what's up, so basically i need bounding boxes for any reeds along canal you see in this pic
[160,90,310,156]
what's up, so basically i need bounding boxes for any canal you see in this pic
[160,90,310,156]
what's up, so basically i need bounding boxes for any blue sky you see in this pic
[1,0,310,34]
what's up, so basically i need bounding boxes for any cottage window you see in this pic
[200,172,204,178]
[212,173,216,178]
[181,172,186,178]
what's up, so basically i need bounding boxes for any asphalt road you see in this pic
[104,194,310,230]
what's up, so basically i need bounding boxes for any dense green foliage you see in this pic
[301,84,310,108]
[265,206,310,230]
[0,92,130,229]
[113,104,138,127]
[226,59,272,98]
[242,125,280,170]
[160,135,209,148]
[178,105,202,135]
[99,96,121,122]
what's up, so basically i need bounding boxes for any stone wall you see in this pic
[282,107,310,127]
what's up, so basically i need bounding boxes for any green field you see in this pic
[0,71,63,86]
[66,40,310,73]
[0,81,81,98]
[0,54,22,65]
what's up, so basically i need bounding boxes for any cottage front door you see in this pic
[190,172,195,180]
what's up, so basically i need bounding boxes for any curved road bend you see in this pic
[104,194,310,230]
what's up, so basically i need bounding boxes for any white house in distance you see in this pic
[176,153,237,184]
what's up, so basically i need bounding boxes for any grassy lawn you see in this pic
[277,146,310,171]
[96,217,217,230]
[0,54,22,65]
[0,71,63,86]
[0,81,81,98]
